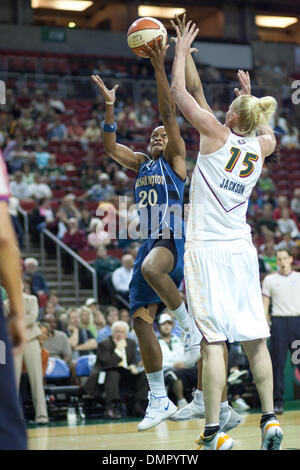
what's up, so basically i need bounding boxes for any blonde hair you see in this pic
[231,95,277,136]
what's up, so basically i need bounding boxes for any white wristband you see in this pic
[106,101,114,105]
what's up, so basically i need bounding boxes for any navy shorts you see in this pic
[129,233,184,317]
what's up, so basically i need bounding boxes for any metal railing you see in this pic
[17,205,30,252]
[40,228,98,304]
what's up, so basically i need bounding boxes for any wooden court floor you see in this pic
[27,410,300,450]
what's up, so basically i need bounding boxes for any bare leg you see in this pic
[201,340,227,424]
[141,246,182,311]
[197,348,228,402]
[242,338,274,413]
[133,304,161,373]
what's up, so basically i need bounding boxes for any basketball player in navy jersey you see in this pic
[91,38,201,431]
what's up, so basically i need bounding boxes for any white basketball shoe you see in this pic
[137,392,177,432]
[260,417,283,450]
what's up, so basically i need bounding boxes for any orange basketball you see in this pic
[127,17,167,57]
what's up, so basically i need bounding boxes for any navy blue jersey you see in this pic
[134,155,185,239]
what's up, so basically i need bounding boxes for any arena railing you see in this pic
[39,228,98,304]
[17,205,30,252]
[0,70,280,106]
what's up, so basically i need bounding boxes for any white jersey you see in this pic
[186,131,262,244]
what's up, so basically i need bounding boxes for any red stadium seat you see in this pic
[19,200,36,213]
[78,249,98,263]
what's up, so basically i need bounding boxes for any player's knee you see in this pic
[141,261,156,283]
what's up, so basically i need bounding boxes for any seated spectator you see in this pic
[92,246,121,282]
[37,323,51,377]
[257,167,276,194]
[280,120,299,148]
[261,241,277,272]
[275,232,298,251]
[34,144,52,170]
[18,107,34,132]
[80,173,115,202]
[277,207,299,239]
[43,313,72,363]
[24,257,49,297]
[47,290,66,317]
[47,117,68,141]
[45,155,64,182]
[256,202,279,236]
[67,116,84,141]
[97,306,119,343]
[66,308,97,359]
[84,321,148,418]
[49,93,66,114]
[8,197,24,248]
[273,195,297,222]
[81,119,101,143]
[9,171,29,199]
[21,162,35,185]
[111,254,134,303]
[291,188,300,221]
[80,306,98,340]
[80,167,98,190]
[87,218,111,249]
[93,308,107,334]
[26,173,53,200]
[78,207,92,233]
[62,218,87,252]
[5,287,49,424]
[56,194,81,239]
[29,197,54,244]
[157,313,197,409]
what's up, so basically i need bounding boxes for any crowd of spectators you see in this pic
[1,54,300,422]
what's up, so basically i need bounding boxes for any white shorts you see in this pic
[184,239,270,343]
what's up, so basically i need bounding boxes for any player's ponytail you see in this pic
[232,95,277,136]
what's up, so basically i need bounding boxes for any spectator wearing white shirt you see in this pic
[262,249,300,414]
[9,171,28,199]
[112,254,134,303]
[277,207,299,239]
[157,313,197,409]
[26,173,52,200]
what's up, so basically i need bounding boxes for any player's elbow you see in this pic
[170,84,180,102]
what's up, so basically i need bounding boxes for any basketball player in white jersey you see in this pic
[171,22,283,450]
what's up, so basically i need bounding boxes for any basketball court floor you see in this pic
[27,407,300,450]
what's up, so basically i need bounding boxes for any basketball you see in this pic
[127,17,167,57]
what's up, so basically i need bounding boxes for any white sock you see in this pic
[146,370,167,397]
[170,302,191,330]
[194,389,204,403]
[220,401,229,411]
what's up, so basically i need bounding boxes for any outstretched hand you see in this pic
[91,75,118,104]
[170,13,187,35]
[234,70,251,97]
[172,20,199,56]
[139,38,169,70]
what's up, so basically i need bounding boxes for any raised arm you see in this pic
[91,76,146,172]
[170,22,223,137]
[141,39,186,179]
[171,14,212,114]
